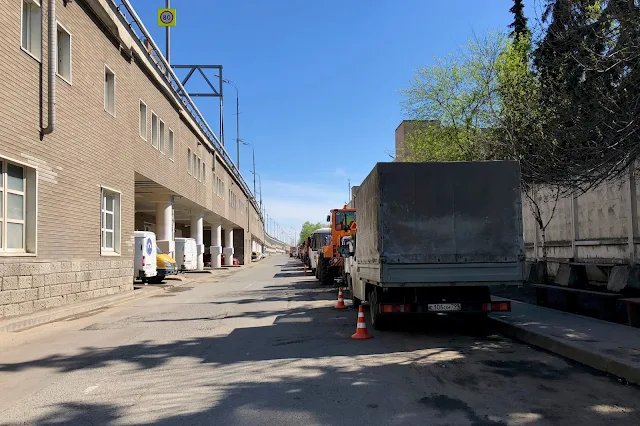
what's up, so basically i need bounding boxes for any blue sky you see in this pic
[129,0,532,243]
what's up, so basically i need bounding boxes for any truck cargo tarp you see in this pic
[355,161,524,265]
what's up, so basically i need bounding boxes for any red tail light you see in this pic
[381,304,411,313]
[142,255,146,267]
[482,301,511,312]
[183,254,186,262]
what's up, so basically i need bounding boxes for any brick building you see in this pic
[0,0,264,319]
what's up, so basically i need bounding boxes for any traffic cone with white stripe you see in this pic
[351,305,373,339]
[334,287,347,310]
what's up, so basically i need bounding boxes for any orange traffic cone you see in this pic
[351,305,373,339]
[334,287,347,310]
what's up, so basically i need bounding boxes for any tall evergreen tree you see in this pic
[508,0,529,39]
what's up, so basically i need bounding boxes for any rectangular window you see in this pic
[159,119,165,154]
[139,101,147,140]
[197,157,201,181]
[168,129,174,160]
[0,158,37,253]
[151,113,158,148]
[21,0,41,60]
[202,162,206,184]
[101,188,120,254]
[104,66,115,116]
[187,148,192,174]
[56,23,71,83]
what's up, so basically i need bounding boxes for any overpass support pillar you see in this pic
[210,222,222,268]
[155,196,175,258]
[191,212,204,270]
[223,228,234,266]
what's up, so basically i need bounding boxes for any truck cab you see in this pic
[308,228,331,276]
[317,207,356,285]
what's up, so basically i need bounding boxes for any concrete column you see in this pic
[210,222,222,268]
[223,228,234,266]
[155,197,175,258]
[191,212,204,270]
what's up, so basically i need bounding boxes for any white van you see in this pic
[134,231,157,282]
[175,237,197,271]
[309,227,331,274]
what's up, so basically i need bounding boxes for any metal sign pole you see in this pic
[165,0,170,63]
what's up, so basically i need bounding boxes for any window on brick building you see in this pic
[139,101,147,140]
[21,0,41,60]
[159,119,165,153]
[151,113,158,149]
[104,66,116,116]
[56,23,72,83]
[187,148,192,174]
[168,129,174,160]
[101,187,121,254]
[0,158,37,254]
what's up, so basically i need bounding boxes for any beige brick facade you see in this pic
[0,0,265,320]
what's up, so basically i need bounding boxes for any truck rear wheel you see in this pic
[320,258,333,285]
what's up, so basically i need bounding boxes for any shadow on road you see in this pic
[1,259,637,425]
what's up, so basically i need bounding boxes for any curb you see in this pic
[489,316,640,385]
[0,270,230,334]
[0,290,143,333]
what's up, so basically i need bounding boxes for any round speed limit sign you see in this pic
[160,10,174,25]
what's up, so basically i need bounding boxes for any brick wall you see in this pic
[0,260,133,319]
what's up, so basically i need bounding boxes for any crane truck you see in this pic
[317,206,357,285]
[342,161,524,330]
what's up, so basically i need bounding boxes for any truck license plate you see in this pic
[428,303,461,312]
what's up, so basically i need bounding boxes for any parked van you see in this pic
[175,238,197,271]
[134,231,157,283]
[153,246,178,283]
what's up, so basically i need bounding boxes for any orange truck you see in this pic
[317,205,356,285]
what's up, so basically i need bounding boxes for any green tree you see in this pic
[399,31,506,162]
[531,0,640,191]
[508,0,529,39]
[299,221,326,245]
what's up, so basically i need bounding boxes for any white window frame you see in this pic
[100,186,121,255]
[21,0,42,61]
[56,22,72,84]
[104,65,116,117]
[187,148,192,175]
[0,157,38,255]
[159,119,165,154]
[151,112,158,149]
[168,128,174,160]
[196,157,201,182]
[201,161,206,184]
[139,100,147,141]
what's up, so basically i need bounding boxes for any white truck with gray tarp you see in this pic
[344,161,525,329]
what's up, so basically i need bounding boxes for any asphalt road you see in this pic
[0,256,638,426]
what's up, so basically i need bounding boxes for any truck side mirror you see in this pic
[326,214,331,223]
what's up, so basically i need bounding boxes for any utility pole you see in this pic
[252,148,256,198]
[348,178,350,203]
[236,88,240,168]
